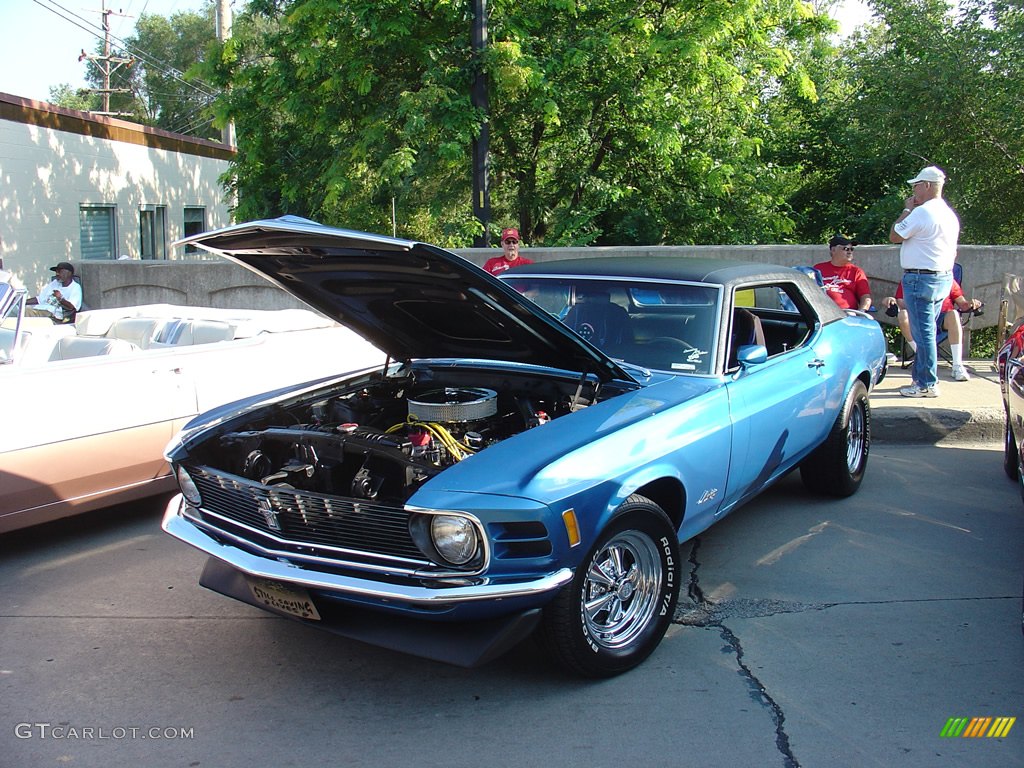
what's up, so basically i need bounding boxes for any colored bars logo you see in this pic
[941,717,1016,738]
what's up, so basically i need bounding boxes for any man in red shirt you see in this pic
[814,235,873,311]
[483,227,534,275]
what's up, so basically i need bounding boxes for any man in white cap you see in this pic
[889,165,959,398]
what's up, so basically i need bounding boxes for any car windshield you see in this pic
[0,285,23,364]
[504,277,720,374]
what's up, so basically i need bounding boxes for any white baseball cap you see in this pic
[907,165,946,184]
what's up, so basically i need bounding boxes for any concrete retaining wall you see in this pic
[78,243,1022,335]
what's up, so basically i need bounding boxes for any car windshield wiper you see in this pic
[614,360,652,380]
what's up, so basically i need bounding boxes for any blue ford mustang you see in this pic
[162,217,887,676]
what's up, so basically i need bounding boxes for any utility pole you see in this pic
[216,0,236,147]
[470,0,491,247]
[79,0,134,116]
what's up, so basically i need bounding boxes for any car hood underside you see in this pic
[178,216,632,384]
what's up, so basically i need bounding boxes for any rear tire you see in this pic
[539,496,679,677]
[800,380,870,497]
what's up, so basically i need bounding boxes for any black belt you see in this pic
[904,268,948,274]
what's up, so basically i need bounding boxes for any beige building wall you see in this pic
[0,92,234,298]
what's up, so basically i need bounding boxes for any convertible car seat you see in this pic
[49,336,138,361]
[153,319,236,346]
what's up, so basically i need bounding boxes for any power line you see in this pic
[32,0,221,100]
[31,0,228,138]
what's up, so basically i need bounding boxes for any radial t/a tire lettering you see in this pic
[539,495,679,677]
[799,379,870,497]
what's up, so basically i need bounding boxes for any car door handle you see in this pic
[807,358,825,370]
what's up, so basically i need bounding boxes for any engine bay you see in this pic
[183,365,632,506]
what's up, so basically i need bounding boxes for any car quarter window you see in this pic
[730,281,816,362]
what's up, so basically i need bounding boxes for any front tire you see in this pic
[1003,415,1019,481]
[800,380,870,497]
[539,496,679,677]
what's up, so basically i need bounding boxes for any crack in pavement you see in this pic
[676,538,800,768]
[677,594,1016,627]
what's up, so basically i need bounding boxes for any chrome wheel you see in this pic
[582,530,663,651]
[799,380,869,498]
[540,498,679,677]
[846,398,867,474]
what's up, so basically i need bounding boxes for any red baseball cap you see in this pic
[501,227,520,243]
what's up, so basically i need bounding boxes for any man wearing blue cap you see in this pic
[889,165,959,398]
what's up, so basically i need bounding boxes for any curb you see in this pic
[871,405,1004,444]
[870,361,1003,445]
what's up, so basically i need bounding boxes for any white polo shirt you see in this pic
[894,198,960,272]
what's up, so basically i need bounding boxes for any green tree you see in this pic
[84,6,221,139]
[487,0,824,245]
[205,0,832,245]
[206,0,483,244]
[47,84,100,112]
[782,0,1024,244]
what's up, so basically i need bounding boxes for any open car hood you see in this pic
[177,217,633,383]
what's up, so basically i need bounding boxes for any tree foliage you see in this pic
[204,0,830,245]
[106,0,1023,245]
[487,0,831,246]
[782,0,1024,244]
[48,83,100,112]
[82,7,221,139]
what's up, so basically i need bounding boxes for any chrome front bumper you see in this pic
[162,494,573,606]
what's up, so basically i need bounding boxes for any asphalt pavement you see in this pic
[872,358,1005,444]
[3,445,1020,768]
[0,358,1018,768]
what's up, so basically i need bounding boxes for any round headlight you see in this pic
[176,465,202,506]
[430,515,479,566]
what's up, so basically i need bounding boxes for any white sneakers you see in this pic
[900,384,939,398]
[899,365,969,397]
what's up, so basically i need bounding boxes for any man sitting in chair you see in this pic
[885,279,980,382]
[814,235,873,311]
[26,261,82,323]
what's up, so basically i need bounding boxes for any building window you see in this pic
[79,205,117,260]
[183,207,206,254]
[140,205,168,259]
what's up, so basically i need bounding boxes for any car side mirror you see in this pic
[737,344,767,367]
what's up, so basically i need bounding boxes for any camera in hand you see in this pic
[885,303,899,318]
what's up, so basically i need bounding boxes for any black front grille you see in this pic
[191,468,425,562]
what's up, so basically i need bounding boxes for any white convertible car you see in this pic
[0,272,384,533]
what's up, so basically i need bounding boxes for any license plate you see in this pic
[247,578,321,621]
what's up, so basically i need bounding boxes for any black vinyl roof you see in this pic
[507,256,847,323]
[510,256,797,286]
